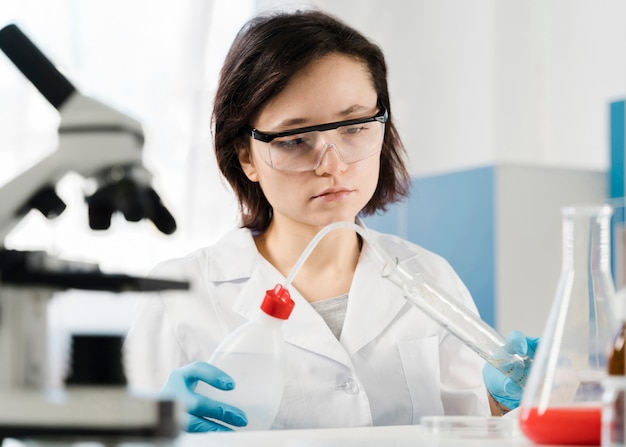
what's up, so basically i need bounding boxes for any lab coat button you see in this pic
[336,378,359,394]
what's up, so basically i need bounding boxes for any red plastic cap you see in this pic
[261,284,295,320]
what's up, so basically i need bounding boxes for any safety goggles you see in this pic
[244,107,388,172]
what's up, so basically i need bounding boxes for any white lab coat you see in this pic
[124,226,490,429]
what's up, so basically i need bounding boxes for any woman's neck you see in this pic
[254,220,361,302]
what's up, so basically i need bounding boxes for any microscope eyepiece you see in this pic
[0,24,75,109]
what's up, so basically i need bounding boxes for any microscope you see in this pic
[0,24,188,444]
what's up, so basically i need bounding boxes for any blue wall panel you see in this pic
[610,100,626,284]
[610,100,625,199]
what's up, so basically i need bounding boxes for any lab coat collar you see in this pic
[201,227,260,282]
[213,225,407,368]
[205,228,350,366]
[235,253,356,368]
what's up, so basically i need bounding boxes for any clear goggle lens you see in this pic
[246,107,388,173]
[262,121,384,172]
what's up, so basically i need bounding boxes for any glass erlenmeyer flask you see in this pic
[519,205,617,445]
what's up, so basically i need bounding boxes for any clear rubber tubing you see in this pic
[284,221,530,387]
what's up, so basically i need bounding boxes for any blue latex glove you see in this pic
[161,361,248,432]
[482,330,540,410]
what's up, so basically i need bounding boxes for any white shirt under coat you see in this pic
[124,226,490,429]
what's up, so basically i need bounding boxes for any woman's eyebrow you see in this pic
[340,104,371,115]
[274,104,372,129]
[276,117,308,128]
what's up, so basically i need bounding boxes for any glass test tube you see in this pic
[379,258,531,386]
[284,221,531,387]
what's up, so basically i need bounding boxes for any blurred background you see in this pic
[1,0,625,339]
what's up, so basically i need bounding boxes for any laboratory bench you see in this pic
[170,410,594,447]
[174,424,581,447]
[0,415,594,447]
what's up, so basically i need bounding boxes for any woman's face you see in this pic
[239,53,381,230]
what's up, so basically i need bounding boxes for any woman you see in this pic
[124,8,534,431]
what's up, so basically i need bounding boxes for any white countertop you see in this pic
[174,422,576,447]
[0,414,591,447]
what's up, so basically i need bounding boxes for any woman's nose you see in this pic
[314,143,348,174]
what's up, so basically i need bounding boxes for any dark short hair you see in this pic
[212,9,410,232]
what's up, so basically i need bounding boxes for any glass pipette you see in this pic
[283,221,531,387]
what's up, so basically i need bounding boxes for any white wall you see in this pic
[493,1,626,170]
[314,0,626,175]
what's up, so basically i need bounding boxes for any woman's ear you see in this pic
[236,142,259,182]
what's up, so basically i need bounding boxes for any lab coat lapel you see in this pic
[232,256,354,369]
[340,246,407,356]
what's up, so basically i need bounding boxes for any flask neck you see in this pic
[561,206,612,273]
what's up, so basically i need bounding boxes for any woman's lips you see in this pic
[312,188,352,202]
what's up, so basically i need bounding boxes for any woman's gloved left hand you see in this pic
[482,330,540,410]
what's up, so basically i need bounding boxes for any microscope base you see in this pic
[0,388,180,442]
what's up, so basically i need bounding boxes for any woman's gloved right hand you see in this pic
[482,330,539,410]
[161,361,248,432]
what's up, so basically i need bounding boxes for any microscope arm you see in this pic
[0,24,175,243]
